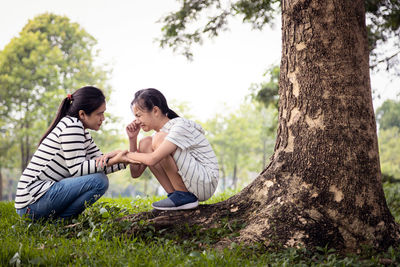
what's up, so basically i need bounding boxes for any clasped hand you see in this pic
[96,150,140,168]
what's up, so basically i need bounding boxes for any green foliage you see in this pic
[376,99,400,180]
[168,99,195,120]
[366,0,400,72]
[249,64,280,109]
[158,0,280,60]
[1,186,400,266]
[159,0,400,73]
[378,127,400,179]
[204,100,277,189]
[376,99,400,130]
[383,182,400,219]
[201,65,279,189]
[0,13,113,171]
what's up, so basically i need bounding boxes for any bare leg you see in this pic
[150,132,198,210]
[138,136,174,194]
[152,132,189,192]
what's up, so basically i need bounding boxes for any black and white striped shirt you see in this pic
[14,116,125,209]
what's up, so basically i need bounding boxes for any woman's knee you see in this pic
[139,136,153,152]
[152,131,168,150]
[93,172,109,193]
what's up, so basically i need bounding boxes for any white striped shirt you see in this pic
[161,117,219,201]
[14,116,125,209]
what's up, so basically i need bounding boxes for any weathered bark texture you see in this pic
[229,0,399,251]
[124,0,399,252]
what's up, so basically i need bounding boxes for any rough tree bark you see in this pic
[123,0,399,252]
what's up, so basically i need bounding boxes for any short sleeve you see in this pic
[165,120,198,150]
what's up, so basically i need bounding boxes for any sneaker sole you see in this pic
[152,201,199,211]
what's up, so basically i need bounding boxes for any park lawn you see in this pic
[1,186,400,266]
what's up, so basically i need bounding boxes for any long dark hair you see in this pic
[39,86,105,145]
[131,88,179,119]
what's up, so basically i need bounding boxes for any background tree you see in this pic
[366,0,400,74]
[0,13,112,171]
[249,65,280,109]
[0,122,18,201]
[127,0,400,252]
[249,65,280,166]
[376,99,400,130]
[376,99,400,181]
[378,127,400,180]
[205,102,276,190]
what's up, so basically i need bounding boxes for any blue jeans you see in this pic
[16,172,109,221]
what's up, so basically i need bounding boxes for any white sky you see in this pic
[0,0,398,125]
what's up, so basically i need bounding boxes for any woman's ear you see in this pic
[153,106,161,116]
[78,110,86,120]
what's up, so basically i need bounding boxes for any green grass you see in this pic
[1,186,400,266]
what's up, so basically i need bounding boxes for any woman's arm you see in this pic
[126,120,147,178]
[128,137,147,178]
[126,139,177,166]
[61,118,124,176]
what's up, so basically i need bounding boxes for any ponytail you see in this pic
[166,108,179,119]
[38,97,71,145]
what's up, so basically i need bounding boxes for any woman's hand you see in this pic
[126,120,141,140]
[96,150,121,168]
[108,150,141,166]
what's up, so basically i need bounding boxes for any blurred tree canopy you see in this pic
[376,99,400,130]
[376,99,400,180]
[378,127,400,180]
[366,0,400,74]
[248,65,279,109]
[158,0,400,74]
[0,13,114,171]
[204,100,277,190]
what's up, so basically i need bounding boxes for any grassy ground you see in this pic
[1,186,400,266]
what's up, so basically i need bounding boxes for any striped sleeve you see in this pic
[86,135,103,159]
[85,134,126,174]
[104,163,126,174]
[60,119,125,176]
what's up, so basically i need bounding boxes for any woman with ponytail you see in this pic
[15,86,129,221]
[100,88,219,211]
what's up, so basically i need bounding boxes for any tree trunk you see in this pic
[262,138,267,169]
[228,0,399,251]
[121,0,399,252]
[8,179,13,201]
[221,170,226,192]
[20,136,25,172]
[232,162,237,189]
[20,120,31,171]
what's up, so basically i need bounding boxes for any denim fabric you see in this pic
[16,172,108,221]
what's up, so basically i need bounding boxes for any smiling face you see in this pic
[132,104,156,132]
[79,102,106,131]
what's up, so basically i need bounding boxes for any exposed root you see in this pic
[117,171,400,252]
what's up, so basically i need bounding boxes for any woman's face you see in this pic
[132,104,156,132]
[80,102,106,131]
